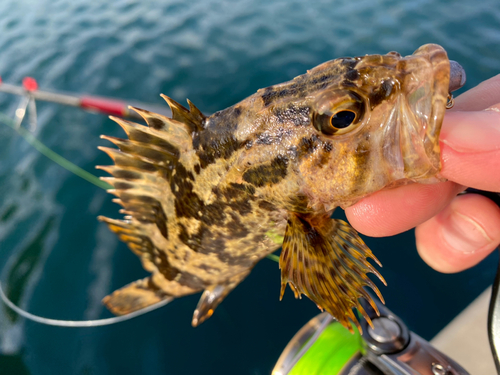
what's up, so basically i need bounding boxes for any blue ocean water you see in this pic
[0,0,499,374]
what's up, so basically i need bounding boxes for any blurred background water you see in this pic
[0,0,499,374]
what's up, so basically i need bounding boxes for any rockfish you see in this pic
[97,44,450,332]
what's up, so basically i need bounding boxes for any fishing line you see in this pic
[0,281,172,327]
[267,253,280,263]
[0,111,111,190]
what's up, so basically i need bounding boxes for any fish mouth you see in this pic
[389,44,451,182]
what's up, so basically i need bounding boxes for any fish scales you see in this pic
[98,44,450,331]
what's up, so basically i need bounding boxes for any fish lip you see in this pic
[405,44,450,180]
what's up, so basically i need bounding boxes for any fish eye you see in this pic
[330,110,356,129]
[313,91,365,136]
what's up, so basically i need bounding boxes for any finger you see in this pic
[415,194,500,273]
[452,73,500,111]
[345,181,464,237]
[440,104,500,192]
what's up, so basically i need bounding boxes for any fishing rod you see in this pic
[0,76,171,131]
[0,76,174,189]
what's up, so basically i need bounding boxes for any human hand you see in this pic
[345,74,500,273]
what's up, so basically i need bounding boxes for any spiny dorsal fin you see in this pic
[97,116,184,249]
[111,113,193,153]
[100,135,180,162]
[186,98,206,125]
[127,107,170,130]
[97,157,171,241]
[279,214,386,333]
[97,216,149,257]
[97,146,160,172]
[97,103,208,319]
[160,94,206,132]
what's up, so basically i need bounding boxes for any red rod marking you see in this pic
[22,77,38,91]
[80,96,128,117]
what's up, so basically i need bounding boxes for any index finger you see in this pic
[440,105,500,192]
[451,73,500,111]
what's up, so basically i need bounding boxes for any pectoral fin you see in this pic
[279,214,386,333]
[103,277,172,315]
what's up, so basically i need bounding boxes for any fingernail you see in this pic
[440,210,493,254]
[441,111,500,153]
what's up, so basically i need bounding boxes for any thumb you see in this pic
[416,193,500,273]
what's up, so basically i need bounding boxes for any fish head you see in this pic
[236,44,450,211]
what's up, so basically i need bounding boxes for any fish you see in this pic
[97,44,450,332]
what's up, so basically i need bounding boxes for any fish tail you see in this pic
[102,277,172,316]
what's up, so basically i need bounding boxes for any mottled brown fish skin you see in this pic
[98,44,450,330]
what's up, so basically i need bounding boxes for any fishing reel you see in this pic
[272,299,469,375]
